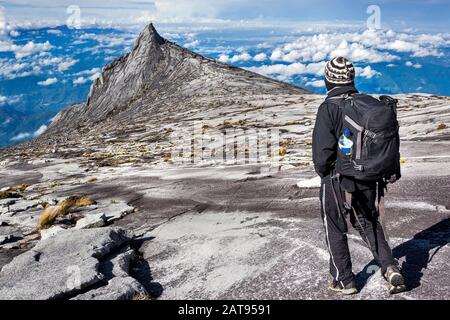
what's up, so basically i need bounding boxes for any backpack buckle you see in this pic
[352,161,364,172]
[364,129,377,139]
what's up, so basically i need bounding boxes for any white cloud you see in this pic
[305,80,325,88]
[57,58,78,72]
[231,52,252,63]
[37,77,58,86]
[47,29,62,35]
[184,39,200,48]
[73,71,100,85]
[0,40,53,59]
[265,28,448,67]
[253,53,268,62]
[0,95,21,105]
[79,33,134,48]
[268,31,400,64]
[2,117,12,126]
[10,124,48,141]
[40,56,63,66]
[0,61,32,79]
[33,124,48,137]
[76,68,101,76]
[73,77,88,85]
[38,55,79,73]
[10,30,20,37]
[220,52,253,64]
[218,52,252,63]
[405,61,422,68]
[355,66,381,79]
[11,132,32,141]
[89,72,101,81]
[247,61,326,80]
[218,54,229,63]
[249,60,379,82]
[248,63,307,78]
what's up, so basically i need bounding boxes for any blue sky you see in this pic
[1,0,449,30]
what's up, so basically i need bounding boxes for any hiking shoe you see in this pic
[329,280,358,295]
[384,265,406,294]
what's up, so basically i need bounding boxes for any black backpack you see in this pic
[333,93,401,181]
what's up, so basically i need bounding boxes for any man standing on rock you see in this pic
[312,57,406,295]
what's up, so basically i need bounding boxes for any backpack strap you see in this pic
[330,172,348,233]
[377,181,390,242]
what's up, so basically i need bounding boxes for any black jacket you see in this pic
[312,85,378,192]
[312,85,358,179]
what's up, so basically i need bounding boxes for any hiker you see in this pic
[312,57,406,295]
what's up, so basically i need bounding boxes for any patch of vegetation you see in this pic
[0,190,22,200]
[15,184,29,192]
[222,120,233,129]
[130,294,152,300]
[0,183,30,199]
[163,153,171,162]
[37,196,97,230]
[437,123,447,130]
[50,181,61,188]
[278,147,288,156]
[221,119,247,130]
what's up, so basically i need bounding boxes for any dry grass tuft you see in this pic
[74,196,97,207]
[0,183,30,199]
[16,183,30,192]
[0,190,22,200]
[130,294,152,300]
[50,181,61,188]
[222,120,233,129]
[278,147,288,156]
[37,196,96,230]
[437,123,447,130]
[37,206,66,230]
[163,153,171,162]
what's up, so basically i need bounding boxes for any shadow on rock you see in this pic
[356,218,449,292]
[130,236,164,299]
[392,218,449,291]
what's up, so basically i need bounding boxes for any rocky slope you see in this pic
[0,24,449,300]
[7,24,307,161]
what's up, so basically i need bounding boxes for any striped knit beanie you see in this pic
[324,57,355,85]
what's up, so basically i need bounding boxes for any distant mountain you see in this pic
[37,24,308,147]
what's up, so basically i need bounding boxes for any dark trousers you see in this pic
[320,174,395,286]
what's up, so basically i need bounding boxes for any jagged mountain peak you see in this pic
[128,23,166,59]
[40,24,309,144]
[138,23,166,46]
